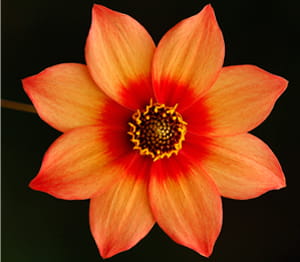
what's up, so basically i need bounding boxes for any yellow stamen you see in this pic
[128,100,187,161]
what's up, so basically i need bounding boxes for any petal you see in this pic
[181,98,213,136]
[22,63,108,132]
[30,126,126,200]
[201,65,288,136]
[152,4,225,110]
[149,156,222,257]
[85,4,155,110]
[90,154,154,258]
[201,133,286,199]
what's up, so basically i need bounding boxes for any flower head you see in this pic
[22,4,287,259]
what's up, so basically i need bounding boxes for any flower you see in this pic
[22,4,287,259]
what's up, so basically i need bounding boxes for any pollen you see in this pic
[128,99,187,161]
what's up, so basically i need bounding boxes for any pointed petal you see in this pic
[201,133,286,199]
[149,156,222,257]
[22,63,108,132]
[202,65,288,136]
[152,4,225,110]
[90,154,154,258]
[30,126,126,200]
[85,4,155,110]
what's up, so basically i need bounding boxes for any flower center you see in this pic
[128,99,187,161]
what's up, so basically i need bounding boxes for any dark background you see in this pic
[2,0,298,261]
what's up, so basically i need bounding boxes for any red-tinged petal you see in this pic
[200,133,286,200]
[149,156,222,257]
[90,154,154,259]
[22,63,108,132]
[200,65,288,136]
[152,4,225,110]
[181,97,213,136]
[85,4,155,110]
[30,126,126,200]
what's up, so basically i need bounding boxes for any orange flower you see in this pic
[22,4,287,259]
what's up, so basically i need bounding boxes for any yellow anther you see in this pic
[128,100,187,161]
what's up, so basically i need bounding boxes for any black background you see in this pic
[2,0,298,261]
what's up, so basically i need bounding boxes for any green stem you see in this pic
[1,99,36,113]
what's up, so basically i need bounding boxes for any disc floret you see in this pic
[128,100,187,161]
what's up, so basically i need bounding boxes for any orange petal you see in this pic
[149,156,222,257]
[89,154,154,258]
[30,126,125,200]
[202,65,288,136]
[152,4,224,110]
[22,63,107,132]
[201,133,286,199]
[85,4,155,110]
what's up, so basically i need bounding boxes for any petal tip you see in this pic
[28,172,55,197]
[200,4,217,20]
[21,75,34,94]
[99,248,114,259]
[196,232,219,258]
[95,238,130,259]
[92,3,107,12]
[247,64,288,93]
[276,175,286,189]
[202,3,214,13]
[21,67,46,97]
[199,247,213,258]
[92,3,121,19]
[278,76,289,94]
[28,175,43,192]
[90,4,118,28]
[186,238,215,258]
[28,178,36,190]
